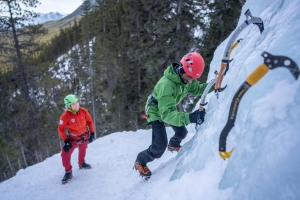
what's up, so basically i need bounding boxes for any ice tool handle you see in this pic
[195,71,218,131]
[199,70,218,111]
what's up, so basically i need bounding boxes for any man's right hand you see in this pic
[63,139,72,152]
[189,108,206,125]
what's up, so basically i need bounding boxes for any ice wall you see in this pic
[171,0,300,199]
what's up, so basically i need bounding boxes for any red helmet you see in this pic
[180,52,205,78]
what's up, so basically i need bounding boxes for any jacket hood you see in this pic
[164,63,184,84]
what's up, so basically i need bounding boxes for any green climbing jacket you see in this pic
[145,63,213,127]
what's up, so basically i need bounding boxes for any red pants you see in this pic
[61,140,88,172]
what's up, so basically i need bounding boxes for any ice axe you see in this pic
[219,51,300,160]
[215,9,264,96]
[199,70,218,111]
[195,70,218,131]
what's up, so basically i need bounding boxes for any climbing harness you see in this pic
[142,93,158,119]
[67,130,90,144]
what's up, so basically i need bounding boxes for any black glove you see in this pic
[63,139,72,152]
[89,132,95,143]
[189,108,206,125]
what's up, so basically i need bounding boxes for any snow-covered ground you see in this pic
[1,0,300,199]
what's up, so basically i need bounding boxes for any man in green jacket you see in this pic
[134,52,213,179]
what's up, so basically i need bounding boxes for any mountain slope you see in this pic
[39,0,98,43]
[35,12,67,24]
[62,0,99,20]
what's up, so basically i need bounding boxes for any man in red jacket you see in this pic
[58,94,95,184]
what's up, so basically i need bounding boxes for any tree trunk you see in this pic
[20,142,28,167]
[6,154,15,175]
[18,159,22,170]
[87,36,97,138]
[10,11,36,129]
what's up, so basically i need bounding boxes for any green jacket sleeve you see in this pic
[188,80,215,96]
[156,82,190,127]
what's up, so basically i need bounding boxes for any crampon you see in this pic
[133,161,151,180]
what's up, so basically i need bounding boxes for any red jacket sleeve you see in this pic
[84,108,95,133]
[58,111,68,141]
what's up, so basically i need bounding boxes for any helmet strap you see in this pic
[175,64,185,76]
[174,64,188,85]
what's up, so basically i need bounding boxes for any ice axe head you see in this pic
[244,9,264,34]
[261,51,300,80]
[254,21,264,34]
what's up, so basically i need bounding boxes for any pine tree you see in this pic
[0,0,46,129]
[80,0,98,136]
[0,0,64,182]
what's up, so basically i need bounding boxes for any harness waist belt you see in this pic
[68,132,87,137]
[150,96,158,105]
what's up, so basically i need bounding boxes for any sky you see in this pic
[1,0,300,199]
[34,0,83,14]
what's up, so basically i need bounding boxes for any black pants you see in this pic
[136,120,188,166]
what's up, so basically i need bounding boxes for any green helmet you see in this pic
[64,94,78,107]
